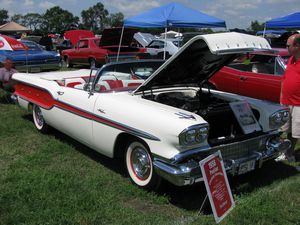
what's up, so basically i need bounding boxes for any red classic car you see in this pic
[209,48,290,102]
[61,28,146,68]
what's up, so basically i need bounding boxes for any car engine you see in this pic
[144,89,262,146]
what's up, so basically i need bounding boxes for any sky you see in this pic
[1,0,299,29]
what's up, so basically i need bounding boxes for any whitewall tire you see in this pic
[125,140,161,190]
[33,105,48,133]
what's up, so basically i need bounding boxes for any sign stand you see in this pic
[198,194,208,215]
[199,151,235,223]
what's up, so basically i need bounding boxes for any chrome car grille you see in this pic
[209,135,268,160]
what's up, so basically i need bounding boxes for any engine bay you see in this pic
[143,89,262,146]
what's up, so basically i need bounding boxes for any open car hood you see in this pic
[134,32,272,93]
[133,32,155,47]
[99,28,138,46]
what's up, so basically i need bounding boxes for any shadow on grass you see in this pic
[21,114,300,212]
[22,114,126,176]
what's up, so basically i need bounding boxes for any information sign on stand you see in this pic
[229,101,261,134]
[199,151,235,223]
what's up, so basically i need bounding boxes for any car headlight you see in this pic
[179,124,209,146]
[269,109,290,129]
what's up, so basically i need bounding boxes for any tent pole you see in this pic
[164,27,167,60]
[116,26,124,62]
[263,25,266,38]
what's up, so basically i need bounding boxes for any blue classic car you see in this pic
[0,40,61,72]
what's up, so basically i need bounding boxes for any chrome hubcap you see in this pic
[131,147,151,180]
[34,107,44,127]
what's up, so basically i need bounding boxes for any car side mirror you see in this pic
[83,83,91,91]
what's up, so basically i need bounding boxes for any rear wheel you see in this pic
[89,58,96,69]
[32,105,48,133]
[125,140,161,190]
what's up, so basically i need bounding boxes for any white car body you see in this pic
[146,39,179,57]
[13,32,291,190]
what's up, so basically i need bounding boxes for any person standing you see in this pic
[0,58,17,92]
[276,34,300,162]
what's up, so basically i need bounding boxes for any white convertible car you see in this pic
[13,32,291,190]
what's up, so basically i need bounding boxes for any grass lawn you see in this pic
[0,90,300,225]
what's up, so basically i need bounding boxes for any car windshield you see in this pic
[93,61,164,92]
[281,55,289,65]
[22,41,42,50]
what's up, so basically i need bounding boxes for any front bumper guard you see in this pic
[153,137,291,186]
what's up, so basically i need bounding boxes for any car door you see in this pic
[76,40,89,64]
[55,86,98,146]
[238,55,283,102]
[209,65,242,94]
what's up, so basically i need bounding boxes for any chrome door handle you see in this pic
[57,91,64,95]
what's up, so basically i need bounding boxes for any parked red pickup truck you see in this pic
[61,28,147,68]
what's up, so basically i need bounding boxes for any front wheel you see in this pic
[32,105,48,133]
[125,140,161,190]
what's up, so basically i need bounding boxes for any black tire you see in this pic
[157,52,170,59]
[125,140,161,190]
[65,57,73,68]
[89,58,96,69]
[32,104,48,133]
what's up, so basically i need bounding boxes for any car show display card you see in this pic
[199,151,235,223]
[229,101,261,134]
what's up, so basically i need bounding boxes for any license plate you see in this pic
[238,160,255,175]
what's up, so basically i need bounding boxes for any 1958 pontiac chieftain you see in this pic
[12,32,291,190]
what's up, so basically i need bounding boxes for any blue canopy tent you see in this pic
[117,2,226,60]
[265,12,300,28]
[256,30,287,36]
[123,2,226,28]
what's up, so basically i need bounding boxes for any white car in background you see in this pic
[145,39,180,58]
[134,32,180,58]
[13,32,290,190]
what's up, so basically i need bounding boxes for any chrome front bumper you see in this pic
[153,134,291,186]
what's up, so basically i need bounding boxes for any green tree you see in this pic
[23,13,43,31]
[107,12,124,27]
[11,14,24,24]
[81,2,109,33]
[0,9,9,25]
[248,20,265,33]
[42,6,79,34]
